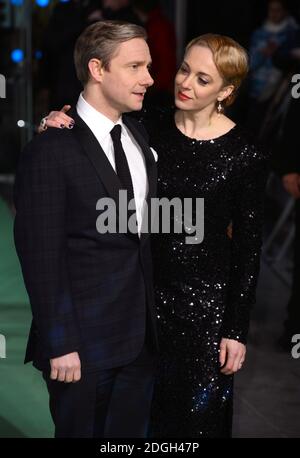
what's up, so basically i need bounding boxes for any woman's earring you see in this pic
[217,101,223,115]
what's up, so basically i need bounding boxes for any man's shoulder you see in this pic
[21,128,80,163]
[30,127,78,149]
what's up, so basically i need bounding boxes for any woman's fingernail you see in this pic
[60,124,65,129]
[68,124,74,129]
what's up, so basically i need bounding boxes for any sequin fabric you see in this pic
[139,108,270,438]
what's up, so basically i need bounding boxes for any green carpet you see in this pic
[0,197,53,437]
[0,199,29,306]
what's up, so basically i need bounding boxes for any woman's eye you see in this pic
[180,66,188,73]
[198,78,208,85]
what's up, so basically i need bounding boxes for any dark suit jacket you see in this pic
[272,95,300,176]
[14,110,158,372]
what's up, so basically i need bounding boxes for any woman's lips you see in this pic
[177,91,192,101]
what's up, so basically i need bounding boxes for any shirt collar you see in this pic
[76,92,129,141]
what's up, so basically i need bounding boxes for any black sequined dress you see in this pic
[141,108,269,438]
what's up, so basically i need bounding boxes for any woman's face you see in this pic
[174,45,233,113]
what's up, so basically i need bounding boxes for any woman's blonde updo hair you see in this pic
[185,33,249,107]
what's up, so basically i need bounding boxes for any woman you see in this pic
[40,34,270,437]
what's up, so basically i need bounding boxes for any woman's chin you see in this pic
[175,98,194,110]
[175,97,185,108]
[174,98,180,108]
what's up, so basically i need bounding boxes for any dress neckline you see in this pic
[173,114,238,143]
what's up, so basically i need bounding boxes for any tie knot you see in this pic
[110,124,122,142]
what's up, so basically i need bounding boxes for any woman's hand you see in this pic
[226,222,233,239]
[282,173,300,199]
[219,337,246,375]
[38,105,75,133]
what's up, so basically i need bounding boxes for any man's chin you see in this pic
[124,102,144,113]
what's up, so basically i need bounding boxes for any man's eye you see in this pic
[131,64,138,69]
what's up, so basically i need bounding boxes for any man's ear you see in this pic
[88,58,105,82]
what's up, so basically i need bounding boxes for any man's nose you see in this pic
[141,69,154,87]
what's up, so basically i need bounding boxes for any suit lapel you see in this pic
[71,109,157,242]
[71,109,123,216]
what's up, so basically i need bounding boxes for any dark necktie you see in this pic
[110,124,138,235]
[110,124,135,204]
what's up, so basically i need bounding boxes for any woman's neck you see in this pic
[176,107,219,138]
[175,107,235,141]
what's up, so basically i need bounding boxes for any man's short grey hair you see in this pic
[74,20,147,85]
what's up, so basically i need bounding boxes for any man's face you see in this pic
[268,1,287,24]
[100,38,154,114]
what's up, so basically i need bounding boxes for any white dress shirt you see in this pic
[76,93,157,236]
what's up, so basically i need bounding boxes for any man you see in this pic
[274,94,300,352]
[269,29,300,351]
[14,21,158,438]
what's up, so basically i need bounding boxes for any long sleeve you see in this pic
[221,143,270,343]
[14,138,80,360]
[249,29,269,72]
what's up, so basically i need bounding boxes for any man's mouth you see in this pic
[133,92,146,99]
